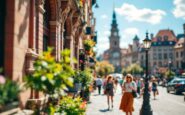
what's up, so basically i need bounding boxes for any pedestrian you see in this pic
[120,74,136,115]
[151,77,158,100]
[105,75,114,110]
[136,78,141,97]
[119,76,124,88]
[114,77,119,93]
[96,76,103,95]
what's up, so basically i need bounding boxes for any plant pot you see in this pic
[0,101,19,113]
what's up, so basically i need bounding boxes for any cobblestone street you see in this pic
[86,86,185,115]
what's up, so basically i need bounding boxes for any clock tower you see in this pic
[109,10,120,49]
[108,10,122,72]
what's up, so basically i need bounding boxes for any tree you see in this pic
[165,70,175,81]
[96,61,114,77]
[122,63,143,75]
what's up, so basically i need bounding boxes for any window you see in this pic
[181,51,183,57]
[176,52,179,58]
[157,36,162,41]
[43,1,50,51]
[43,35,48,51]
[158,48,161,52]
[158,61,162,66]
[115,41,117,46]
[164,35,168,41]
[153,53,157,60]
[158,53,162,60]
[164,53,168,59]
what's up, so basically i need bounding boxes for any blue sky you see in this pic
[93,0,185,55]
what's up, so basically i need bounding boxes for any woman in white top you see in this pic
[119,74,136,115]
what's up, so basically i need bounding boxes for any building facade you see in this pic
[0,0,96,107]
[139,29,177,74]
[174,37,184,73]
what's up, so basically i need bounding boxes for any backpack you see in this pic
[106,83,112,91]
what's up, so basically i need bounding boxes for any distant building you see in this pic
[174,37,184,73]
[103,10,122,72]
[139,29,177,74]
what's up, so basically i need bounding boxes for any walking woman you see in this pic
[120,74,136,115]
[151,77,158,100]
[105,75,114,110]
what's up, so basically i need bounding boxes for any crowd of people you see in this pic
[93,74,159,115]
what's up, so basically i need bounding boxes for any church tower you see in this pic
[109,10,120,49]
[108,10,122,73]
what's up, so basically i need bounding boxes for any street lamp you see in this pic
[168,58,172,77]
[140,31,153,115]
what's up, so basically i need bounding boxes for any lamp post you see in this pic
[140,32,153,115]
[168,58,172,77]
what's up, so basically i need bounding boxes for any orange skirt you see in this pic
[119,92,134,112]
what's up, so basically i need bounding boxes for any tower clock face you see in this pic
[114,32,117,36]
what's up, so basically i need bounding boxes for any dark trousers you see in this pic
[97,85,101,94]
[137,87,141,95]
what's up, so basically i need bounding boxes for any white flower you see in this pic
[41,76,47,81]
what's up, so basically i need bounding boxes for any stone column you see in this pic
[49,21,60,60]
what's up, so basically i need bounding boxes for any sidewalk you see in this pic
[86,87,140,115]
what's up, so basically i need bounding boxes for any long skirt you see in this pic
[119,92,134,112]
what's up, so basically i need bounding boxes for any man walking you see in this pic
[96,76,103,95]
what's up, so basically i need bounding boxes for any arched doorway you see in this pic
[0,0,6,74]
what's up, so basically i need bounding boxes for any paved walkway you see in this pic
[86,86,185,115]
[86,86,140,115]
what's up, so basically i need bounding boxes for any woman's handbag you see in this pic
[132,82,137,98]
[132,90,137,98]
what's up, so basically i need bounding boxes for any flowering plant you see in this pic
[83,39,95,52]
[56,96,86,115]
[24,48,74,96]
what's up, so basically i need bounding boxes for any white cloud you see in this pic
[120,28,139,48]
[173,0,185,19]
[115,3,166,24]
[96,30,110,55]
[101,14,108,19]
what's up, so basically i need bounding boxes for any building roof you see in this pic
[174,37,185,49]
[176,34,185,40]
[133,35,139,41]
[152,29,177,42]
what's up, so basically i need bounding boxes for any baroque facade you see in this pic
[0,0,96,107]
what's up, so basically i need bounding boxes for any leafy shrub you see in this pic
[0,78,20,107]
[56,96,86,115]
[24,48,74,96]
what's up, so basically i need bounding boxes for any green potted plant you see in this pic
[56,96,86,115]
[24,48,75,114]
[79,69,93,101]
[0,76,20,113]
[83,39,95,55]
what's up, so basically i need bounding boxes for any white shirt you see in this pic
[124,82,136,92]
[96,78,103,86]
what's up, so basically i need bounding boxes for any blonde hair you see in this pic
[125,74,133,82]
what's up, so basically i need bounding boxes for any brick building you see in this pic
[0,0,96,107]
